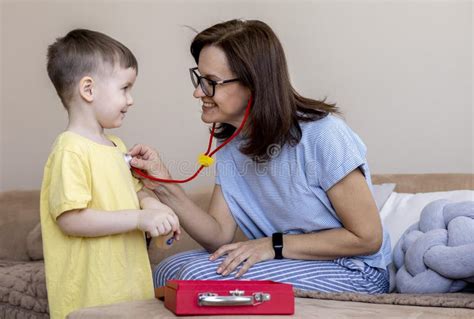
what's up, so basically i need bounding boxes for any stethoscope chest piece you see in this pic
[124,154,132,168]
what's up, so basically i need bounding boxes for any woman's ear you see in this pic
[79,76,94,102]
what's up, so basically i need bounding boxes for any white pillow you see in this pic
[372,183,396,210]
[380,190,474,250]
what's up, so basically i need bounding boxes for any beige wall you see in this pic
[1,0,472,191]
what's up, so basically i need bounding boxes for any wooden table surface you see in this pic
[68,297,474,319]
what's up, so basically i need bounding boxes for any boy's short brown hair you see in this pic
[47,29,138,108]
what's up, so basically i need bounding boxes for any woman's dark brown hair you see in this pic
[191,19,338,162]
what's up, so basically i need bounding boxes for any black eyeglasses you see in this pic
[189,67,239,97]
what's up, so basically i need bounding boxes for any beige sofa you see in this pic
[1,174,472,318]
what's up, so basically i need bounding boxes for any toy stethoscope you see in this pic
[125,96,252,184]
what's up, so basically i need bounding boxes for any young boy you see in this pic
[41,29,179,319]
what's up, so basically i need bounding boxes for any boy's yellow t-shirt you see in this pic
[40,131,154,319]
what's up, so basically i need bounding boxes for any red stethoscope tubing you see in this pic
[131,96,252,183]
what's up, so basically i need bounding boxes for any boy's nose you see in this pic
[127,95,134,106]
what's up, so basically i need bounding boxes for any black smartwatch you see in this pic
[272,232,284,259]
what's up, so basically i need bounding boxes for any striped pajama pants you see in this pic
[153,250,389,293]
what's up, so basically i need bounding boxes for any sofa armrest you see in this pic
[372,174,474,193]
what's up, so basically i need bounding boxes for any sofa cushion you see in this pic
[26,223,43,261]
[380,190,474,250]
[0,190,41,262]
[0,260,48,318]
[0,221,38,262]
[392,199,474,293]
[373,183,396,210]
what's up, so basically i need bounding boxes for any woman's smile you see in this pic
[202,101,217,111]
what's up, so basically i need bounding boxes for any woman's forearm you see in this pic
[57,208,139,237]
[283,227,383,260]
[127,144,234,249]
[153,184,229,250]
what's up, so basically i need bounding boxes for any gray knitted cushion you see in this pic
[393,199,474,293]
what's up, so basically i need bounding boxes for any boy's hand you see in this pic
[137,206,180,238]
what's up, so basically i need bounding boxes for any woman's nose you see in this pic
[193,85,205,98]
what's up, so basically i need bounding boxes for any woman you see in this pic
[129,19,391,293]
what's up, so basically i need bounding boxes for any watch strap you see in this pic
[272,232,283,259]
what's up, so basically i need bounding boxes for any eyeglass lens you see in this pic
[190,70,213,96]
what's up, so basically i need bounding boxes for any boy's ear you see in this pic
[79,76,94,102]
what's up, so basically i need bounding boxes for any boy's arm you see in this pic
[57,208,141,237]
[57,204,180,238]
[137,188,162,209]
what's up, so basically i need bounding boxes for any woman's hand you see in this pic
[128,144,171,189]
[209,238,274,278]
